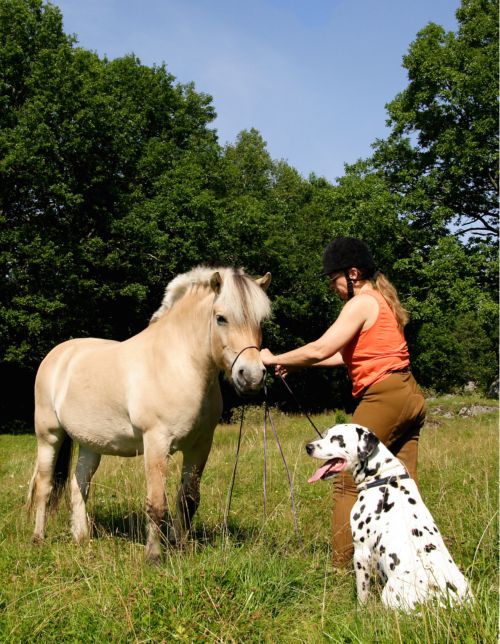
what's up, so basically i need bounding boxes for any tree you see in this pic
[373,0,499,240]
[0,1,218,367]
[0,0,219,429]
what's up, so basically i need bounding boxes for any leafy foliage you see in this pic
[0,0,498,431]
[373,0,499,240]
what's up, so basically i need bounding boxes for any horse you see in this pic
[27,266,271,562]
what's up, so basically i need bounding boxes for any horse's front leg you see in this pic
[171,438,214,545]
[143,431,170,564]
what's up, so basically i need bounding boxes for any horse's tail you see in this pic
[27,432,74,514]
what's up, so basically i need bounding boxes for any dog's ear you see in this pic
[357,430,379,463]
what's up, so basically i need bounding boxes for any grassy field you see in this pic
[0,395,498,643]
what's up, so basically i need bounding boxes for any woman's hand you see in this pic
[274,364,300,379]
[260,348,275,367]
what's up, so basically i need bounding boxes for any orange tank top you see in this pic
[341,290,410,398]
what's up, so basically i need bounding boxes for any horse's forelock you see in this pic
[218,270,271,327]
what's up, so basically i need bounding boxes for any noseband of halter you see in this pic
[230,345,261,372]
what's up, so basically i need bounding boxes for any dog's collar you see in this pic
[357,473,410,492]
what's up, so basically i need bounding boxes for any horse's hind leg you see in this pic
[28,423,72,544]
[70,446,101,544]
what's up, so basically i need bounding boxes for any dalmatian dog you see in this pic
[306,423,473,612]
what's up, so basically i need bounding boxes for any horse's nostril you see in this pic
[238,368,244,377]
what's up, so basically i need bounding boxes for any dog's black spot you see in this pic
[364,572,369,580]
[362,582,366,590]
[383,501,395,512]
[389,553,400,571]
[365,516,372,525]
[378,486,387,494]
[359,504,366,514]
[390,480,398,488]
[385,458,392,463]
[374,534,382,548]
[408,497,417,505]
[413,514,418,520]
[446,581,457,593]
[356,561,362,569]
[364,464,381,477]
[379,545,386,554]
[330,434,346,447]
[355,426,365,441]
[359,495,365,502]
[412,528,423,537]
[375,499,384,515]
[358,521,364,530]
[424,543,437,553]
[360,537,365,542]
[434,527,439,533]
[353,512,360,521]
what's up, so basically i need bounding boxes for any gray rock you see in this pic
[487,378,499,399]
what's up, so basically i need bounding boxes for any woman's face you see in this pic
[328,272,348,300]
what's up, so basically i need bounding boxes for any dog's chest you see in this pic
[350,481,421,545]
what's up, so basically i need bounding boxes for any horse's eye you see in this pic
[215,314,228,326]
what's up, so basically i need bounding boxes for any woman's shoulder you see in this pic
[341,290,379,319]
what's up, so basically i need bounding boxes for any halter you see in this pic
[230,345,261,372]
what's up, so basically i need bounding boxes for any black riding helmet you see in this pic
[322,237,377,299]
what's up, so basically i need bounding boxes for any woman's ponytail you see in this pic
[371,272,409,328]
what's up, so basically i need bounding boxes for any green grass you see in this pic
[0,396,498,642]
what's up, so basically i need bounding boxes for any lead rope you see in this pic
[223,383,302,544]
[223,404,245,533]
[277,374,323,438]
[263,383,302,544]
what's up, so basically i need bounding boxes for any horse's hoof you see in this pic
[145,551,163,565]
[144,541,163,564]
[71,528,90,545]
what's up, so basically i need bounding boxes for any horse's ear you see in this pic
[256,272,271,291]
[210,271,222,294]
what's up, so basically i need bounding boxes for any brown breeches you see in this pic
[331,371,426,568]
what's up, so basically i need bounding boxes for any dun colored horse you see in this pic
[28,266,271,562]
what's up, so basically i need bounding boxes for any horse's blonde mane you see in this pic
[150,266,271,325]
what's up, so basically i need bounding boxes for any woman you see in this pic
[260,236,426,567]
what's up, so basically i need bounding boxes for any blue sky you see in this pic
[53,0,460,183]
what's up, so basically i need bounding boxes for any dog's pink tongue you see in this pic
[308,463,333,483]
[308,459,344,483]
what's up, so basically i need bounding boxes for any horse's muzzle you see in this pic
[233,364,266,396]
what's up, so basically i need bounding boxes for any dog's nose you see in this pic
[306,443,314,455]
